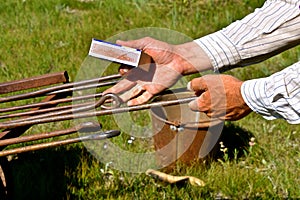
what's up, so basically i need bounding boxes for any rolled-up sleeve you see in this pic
[194,0,300,72]
[241,61,300,124]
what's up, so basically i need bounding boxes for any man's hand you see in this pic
[104,37,183,106]
[187,74,252,121]
[104,37,213,106]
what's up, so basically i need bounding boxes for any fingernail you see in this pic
[187,81,193,91]
[127,101,132,106]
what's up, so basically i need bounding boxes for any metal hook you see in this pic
[0,93,123,125]
[97,93,122,110]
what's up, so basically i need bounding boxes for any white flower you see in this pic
[219,141,225,148]
[249,137,256,146]
[221,148,228,153]
[103,142,108,149]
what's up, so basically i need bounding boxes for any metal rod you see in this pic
[0,71,69,94]
[0,93,70,149]
[0,74,121,103]
[6,93,120,124]
[0,122,101,147]
[0,87,188,115]
[46,80,119,95]
[0,102,88,120]
[0,92,104,114]
[0,130,120,157]
[0,96,196,129]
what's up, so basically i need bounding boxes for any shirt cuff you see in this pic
[241,78,279,120]
[194,30,241,72]
[241,62,300,124]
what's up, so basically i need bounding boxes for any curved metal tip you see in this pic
[103,130,121,138]
[78,121,102,132]
[79,130,121,141]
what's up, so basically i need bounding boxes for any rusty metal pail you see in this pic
[150,91,223,169]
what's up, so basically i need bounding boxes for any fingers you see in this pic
[187,74,249,120]
[188,92,225,119]
[119,84,144,103]
[187,75,219,117]
[109,83,153,106]
[118,84,154,106]
[187,76,210,112]
[187,77,208,95]
[104,78,136,95]
[104,82,153,106]
[188,91,210,112]
[118,65,134,76]
[127,90,153,106]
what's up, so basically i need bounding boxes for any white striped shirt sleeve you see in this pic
[193,0,300,123]
[241,61,300,124]
[194,0,300,72]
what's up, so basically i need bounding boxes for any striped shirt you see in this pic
[194,0,300,124]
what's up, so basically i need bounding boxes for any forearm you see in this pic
[194,0,300,72]
[241,61,300,124]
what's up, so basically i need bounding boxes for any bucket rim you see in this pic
[150,91,223,129]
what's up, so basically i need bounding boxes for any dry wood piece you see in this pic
[146,169,205,186]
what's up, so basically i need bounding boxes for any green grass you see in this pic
[1,0,300,199]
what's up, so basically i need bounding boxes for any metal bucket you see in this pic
[150,91,223,169]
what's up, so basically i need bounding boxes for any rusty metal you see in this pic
[0,93,103,114]
[0,122,101,147]
[0,102,89,120]
[0,71,69,94]
[0,130,120,157]
[150,92,223,169]
[0,71,72,156]
[0,74,68,147]
[0,95,196,129]
[46,80,119,95]
[0,70,199,160]
[0,74,121,103]
[0,93,66,141]
[0,70,124,188]
[5,93,121,124]
[0,79,119,104]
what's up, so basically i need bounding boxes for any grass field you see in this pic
[1,0,300,199]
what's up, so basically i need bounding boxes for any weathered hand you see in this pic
[187,74,252,121]
[104,37,187,106]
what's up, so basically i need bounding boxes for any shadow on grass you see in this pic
[0,123,254,200]
[216,122,255,160]
[2,144,92,200]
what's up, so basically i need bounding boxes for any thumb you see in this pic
[188,99,199,111]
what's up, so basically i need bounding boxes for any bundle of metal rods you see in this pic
[0,71,196,156]
[0,71,196,129]
[0,71,122,156]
